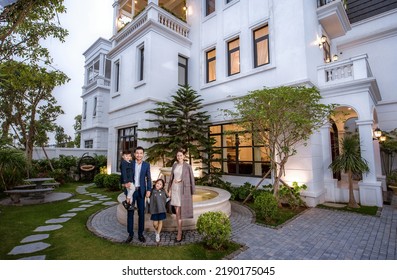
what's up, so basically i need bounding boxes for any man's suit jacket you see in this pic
[131,160,152,197]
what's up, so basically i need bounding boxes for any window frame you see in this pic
[84,140,93,148]
[227,37,240,76]
[178,55,188,86]
[93,96,97,117]
[253,25,270,68]
[138,45,145,81]
[206,48,216,83]
[114,60,120,92]
[205,0,215,16]
[209,123,271,177]
[116,126,138,172]
[83,101,87,120]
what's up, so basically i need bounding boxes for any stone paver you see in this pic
[68,207,87,212]
[20,234,49,243]
[60,213,77,217]
[79,204,94,208]
[34,224,63,232]
[8,242,51,255]
[18,255,46,260]
[87,201,397,259]
[45,218,71,224]
[68,199,82,202]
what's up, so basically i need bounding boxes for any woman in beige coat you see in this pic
[167,149,195,242]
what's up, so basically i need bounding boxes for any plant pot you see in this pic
[388,185,397,195]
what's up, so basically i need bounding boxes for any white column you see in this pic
[112,0,120,36]
[320,123,333,181]
[356,119,383,206]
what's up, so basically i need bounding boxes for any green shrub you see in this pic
[93,173,107,188]
[253,192,279,222]
[279,182,307,209]
[196,211,231,250]
[103,173,121,191]
[49,168,68,184]
[0,148,28,190]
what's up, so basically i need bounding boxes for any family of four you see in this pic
[120,146,195,243]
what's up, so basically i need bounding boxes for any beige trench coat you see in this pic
[167,162,195,219]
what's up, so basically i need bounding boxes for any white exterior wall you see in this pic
[80,0,397,207]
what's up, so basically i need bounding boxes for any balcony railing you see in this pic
[83,76,111,94]
[317,54,373,86]
[114,3,189,44]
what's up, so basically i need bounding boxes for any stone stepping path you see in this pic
[7,183,117,259]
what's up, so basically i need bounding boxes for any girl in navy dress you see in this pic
[149,178,168,243]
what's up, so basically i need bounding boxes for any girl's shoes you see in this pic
[155,233,160,242]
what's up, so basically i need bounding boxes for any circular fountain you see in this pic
[116,185,231,231]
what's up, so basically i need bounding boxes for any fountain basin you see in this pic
[116,186,231,231]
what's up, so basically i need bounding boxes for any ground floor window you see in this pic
[117,126,138,171]
[209,123,271,177]
[84,140,93,148]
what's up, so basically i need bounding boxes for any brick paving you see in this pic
[89,199,397,260]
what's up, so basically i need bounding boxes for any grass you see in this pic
[316,203,379,215]
[0,182,239,260]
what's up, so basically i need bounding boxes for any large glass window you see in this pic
[253,25,269,67]
[206,48,216,83]
[206,0,215,16]
[117,126,138,171]
[228,38,240,76]
[178,55,188,86]
[105,58,111,80]
[209,123,271,177]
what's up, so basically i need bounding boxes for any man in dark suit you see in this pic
[124,146,152,243]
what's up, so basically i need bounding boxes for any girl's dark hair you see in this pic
[154,178,165,188]
[177,148,186,155]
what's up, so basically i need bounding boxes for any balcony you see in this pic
[113,3,190,46]
[317,54,381,101]
[83,76,111,96]
[317,0,351,39]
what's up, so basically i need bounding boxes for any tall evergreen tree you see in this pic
[139,85,211,166]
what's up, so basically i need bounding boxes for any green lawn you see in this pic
[0,183,239,260]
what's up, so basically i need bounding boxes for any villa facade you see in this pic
[80,0,397,207]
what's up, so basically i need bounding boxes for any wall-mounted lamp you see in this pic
[332,54,339,61]
[319,35,327,48]
[373,127,386,142]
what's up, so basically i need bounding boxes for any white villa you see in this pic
[80,0,397,207]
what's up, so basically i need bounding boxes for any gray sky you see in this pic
[47,0,114,142]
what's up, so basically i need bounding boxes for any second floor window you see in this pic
[178,55,188,86]
[93,97,97,117]
[206,48,216,83]
[206,0,215,16]
[138,46,144,81]
[83,101,87,120]
[114,61,120,92]
[84,140,93,148]
[87,58,99,84]
[228,38,240,76]
[253,25,270,67]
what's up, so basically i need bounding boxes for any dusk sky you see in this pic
[46,0,114,142]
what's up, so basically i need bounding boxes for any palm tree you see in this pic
[329,134,369,208]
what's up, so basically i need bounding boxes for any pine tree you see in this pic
[139,85,211,166]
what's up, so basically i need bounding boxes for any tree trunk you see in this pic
[242,169,272,204]
[347,170,360,208]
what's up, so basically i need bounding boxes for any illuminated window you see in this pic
[228,38,240,76]
[253,25,270,67]
[206,48,216,83]
[117,126,138,172]
[209,123,271,177]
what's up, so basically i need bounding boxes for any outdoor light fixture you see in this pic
[333,54,339,61]
[321,35,327,43]
[374,127,382,138]
[373,127,386,142]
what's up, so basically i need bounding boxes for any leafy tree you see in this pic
[329,134,369,208]
[0,148,28,190]
[224,86,335,203]
[54,124,70,147]
[139,85,211,166]
[0,0,68,64]
[379,128,397,177]
[73,114,82,148]
[0,60,69,163]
